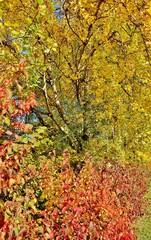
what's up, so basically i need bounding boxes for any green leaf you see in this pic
[37,0,43,5]
[21,137,29,144]
[14,226,19,236]
[34,141,41,147]
[36,126,47,134]
[12,144,18,152]
[44,48,50,54]
[5,208,12,220]
[41,138,52,145]
[4,116,10,126]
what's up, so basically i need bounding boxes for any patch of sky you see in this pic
[54,2,64,20]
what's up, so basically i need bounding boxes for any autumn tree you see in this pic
[0,0,151,160]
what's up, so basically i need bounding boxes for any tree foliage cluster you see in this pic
[0,0,151,160]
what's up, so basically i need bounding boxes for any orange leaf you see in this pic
[6,130,13,136]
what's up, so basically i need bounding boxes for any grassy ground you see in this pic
[135,183,151,240]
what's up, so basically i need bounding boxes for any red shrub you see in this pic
[0,152,149,239]
[31,155,148,240]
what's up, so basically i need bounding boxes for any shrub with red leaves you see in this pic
[38,156,147,240]
[1,152,148,240]
[0,61,37,195]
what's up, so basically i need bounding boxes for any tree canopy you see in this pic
[1,0,151,158]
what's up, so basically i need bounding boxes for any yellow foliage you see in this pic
[0,0,151,162]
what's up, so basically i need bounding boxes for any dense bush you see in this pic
[0,152,149,240]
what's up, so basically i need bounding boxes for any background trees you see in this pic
[1,0,151,161]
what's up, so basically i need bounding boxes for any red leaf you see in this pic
[0,212,4,228]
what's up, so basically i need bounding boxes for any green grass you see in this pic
[135,183,151,240]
